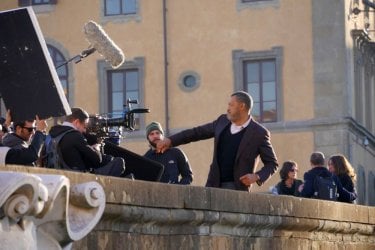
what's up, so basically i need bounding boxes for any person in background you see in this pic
[144,121,193,184]
[274,161,303,196]
[328,154,357,203]
[2,119,37,149]
[299,152,356,202]
[0,115,47,166]
[156,91,278,191]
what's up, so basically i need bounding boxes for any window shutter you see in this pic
[18,0,31,6]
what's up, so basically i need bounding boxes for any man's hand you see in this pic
[90,143,102,152]
[156,137,172,153]
[298,183,304,193]
[35,115,47,133]
[239,173,260,187]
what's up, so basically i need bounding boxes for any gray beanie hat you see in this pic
[146,121,164,138]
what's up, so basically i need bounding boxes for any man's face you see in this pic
[226,96,244,122]
[75,118,89,133]
[17,120,36,142]
[148,130,164,147]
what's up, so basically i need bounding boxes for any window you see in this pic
[98,57,145,133]
[233,47,282,123]
[244,60,276,122]
[368,172,375,206]
[237,0,279,10]
[104,0,137,16]
[357,165,366,205]
[32,0,51,4]
[242,0,272,2]
[47,45,69,100]
[352,30,375,137]
[18,0,57,6]
[108,69,139,116]
[178,71,201,92]
[108,69,140,130]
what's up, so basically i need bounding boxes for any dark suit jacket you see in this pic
[169,114,278,191]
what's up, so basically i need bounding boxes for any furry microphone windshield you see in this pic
[83,20,125,69]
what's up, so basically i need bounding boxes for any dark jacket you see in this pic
[49,125,102,171]
[337,174,357,203]
[276,179,303,196]
[1,131,45,165]
[2,133,29,149]
[300,166,357,203]
[169,114,278,191]
[144,147,193,184]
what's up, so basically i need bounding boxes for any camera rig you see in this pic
[87,99,149,144]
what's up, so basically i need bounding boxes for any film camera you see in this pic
[87,99,149,145]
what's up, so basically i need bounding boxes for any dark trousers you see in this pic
[220,181,236,190]
[94,156,125,177]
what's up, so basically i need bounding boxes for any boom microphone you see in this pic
[83,20,125,69]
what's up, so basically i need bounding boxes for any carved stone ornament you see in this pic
[0,171,105,249]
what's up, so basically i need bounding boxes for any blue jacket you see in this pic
[144,147,193,184]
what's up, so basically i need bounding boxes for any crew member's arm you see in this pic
[2,109,11,133]
[175,148,193,185]
[75,136,102,168]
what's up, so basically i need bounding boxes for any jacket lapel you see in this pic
[235,119,255,163]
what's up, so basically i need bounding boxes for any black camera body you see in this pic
[87,99,149,144]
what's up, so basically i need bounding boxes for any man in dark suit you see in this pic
[156,91,278,191]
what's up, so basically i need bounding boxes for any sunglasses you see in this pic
[289,168,298,172]
[22,126,36,132]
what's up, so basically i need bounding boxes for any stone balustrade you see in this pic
[1,165,374,249]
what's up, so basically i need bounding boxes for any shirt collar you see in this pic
[62,121,77,130]
[230,116,251,134]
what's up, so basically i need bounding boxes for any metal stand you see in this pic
[55,47,96,69]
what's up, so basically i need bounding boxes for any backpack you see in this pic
[44,129,75,169]
[313,173,338,201]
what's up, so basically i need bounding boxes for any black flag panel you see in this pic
[0,7,70,121]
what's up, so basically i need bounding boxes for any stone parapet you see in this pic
[1,165,374,249]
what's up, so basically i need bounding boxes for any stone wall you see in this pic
[2,165,374,249]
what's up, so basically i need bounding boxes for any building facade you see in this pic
[0,0,374,204]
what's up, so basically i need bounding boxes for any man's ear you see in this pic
[71,119,80,127]
[240,102,247,111]
[14,125,22,134]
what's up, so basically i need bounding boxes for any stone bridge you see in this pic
[1,165,374,250]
